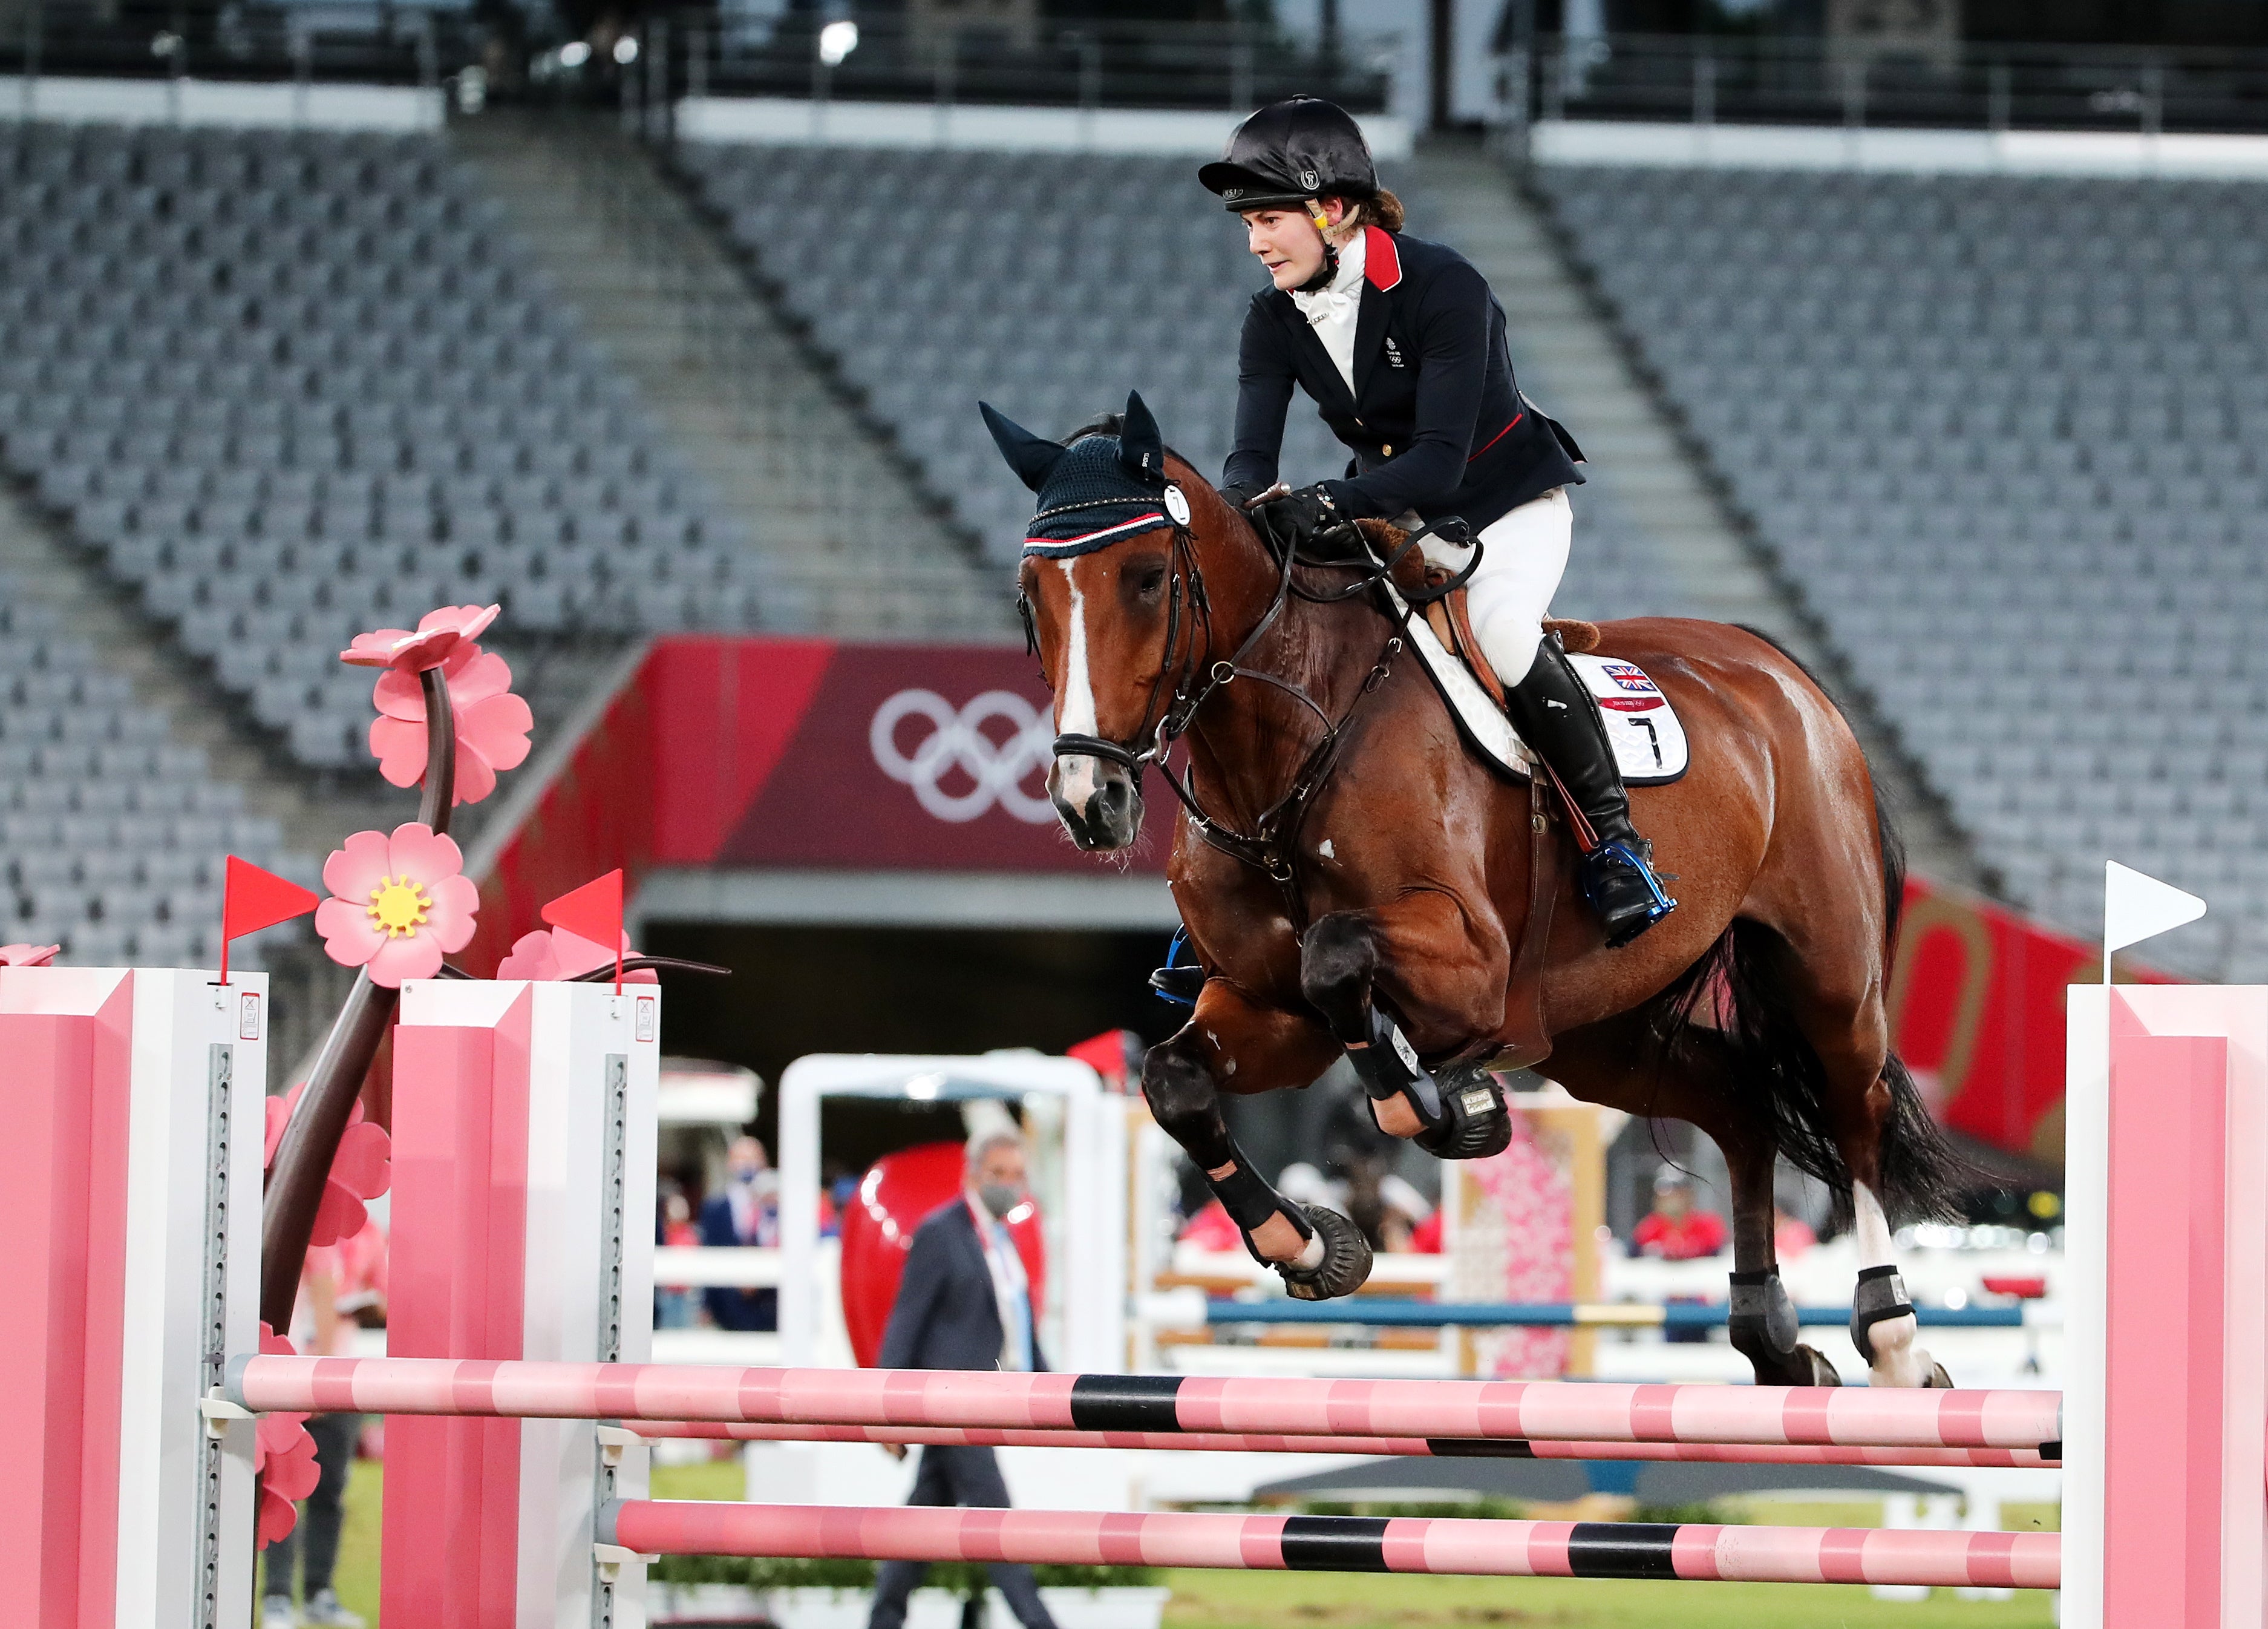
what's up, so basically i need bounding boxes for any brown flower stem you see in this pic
[260,666,457,1334]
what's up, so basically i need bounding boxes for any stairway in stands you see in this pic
[454,111,1011,641]
[1402,139,1985,891]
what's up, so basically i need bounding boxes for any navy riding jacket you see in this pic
[1224,226,1583,531]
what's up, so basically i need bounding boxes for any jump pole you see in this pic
[379,978,661,1629]
[0,965,266,1628]
[624,1419,2059,1469]
[593,1500,2060,1590]
[228,1356,2063,1449]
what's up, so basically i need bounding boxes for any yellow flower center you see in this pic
[367,876,433,939]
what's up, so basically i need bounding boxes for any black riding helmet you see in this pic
[1198,95,1379,212]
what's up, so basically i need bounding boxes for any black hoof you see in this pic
[1924,1361,1954,1389]
[1745,1342,1842,1388]
[1274,1204,1373,1302]
[1413,1073,1513,1161]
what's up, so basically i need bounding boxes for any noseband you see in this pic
[1029,500,1480,899]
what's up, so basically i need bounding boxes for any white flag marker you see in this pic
[2103,860,2207,983]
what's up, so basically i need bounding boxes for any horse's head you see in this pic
[984,392,1246,854]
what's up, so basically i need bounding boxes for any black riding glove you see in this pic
[1250,484,1345,551]
[1216,483,1258,511]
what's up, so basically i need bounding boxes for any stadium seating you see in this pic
[675,140,1694,629]
[0,121,767,779]
[1536,164,2268,974]
[0,575,280,962]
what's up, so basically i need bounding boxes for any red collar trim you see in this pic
[1362,225,1402,292]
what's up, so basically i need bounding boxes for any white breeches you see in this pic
[1417,488,1572,687]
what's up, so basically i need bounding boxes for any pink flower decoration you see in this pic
[252,1323,320,1549]
[313,823,481,988]
[362,611,533,807]
[339,602,500,672]
[263,1082,392,1247]
[0,943,59,966]
[495,926,658,985]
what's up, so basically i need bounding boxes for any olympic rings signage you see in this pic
[869,688,1057,825]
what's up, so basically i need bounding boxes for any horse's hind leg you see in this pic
[1766,932,1956,1389]
[1140,980,1373,1300]
[1549,1013,1840,1388]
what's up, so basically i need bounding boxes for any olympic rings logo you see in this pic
[869,688,1057,825]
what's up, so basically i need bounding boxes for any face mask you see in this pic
[978,1181,1022,1219]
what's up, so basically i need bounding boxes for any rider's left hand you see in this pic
[1250,484,1344,549]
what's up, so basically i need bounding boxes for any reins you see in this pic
[1033,496,1481,917]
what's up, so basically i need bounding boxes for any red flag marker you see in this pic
[541,869,626,994]
[221,856,320,986]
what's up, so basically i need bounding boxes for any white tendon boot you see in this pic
[1849,1182,1945,1388]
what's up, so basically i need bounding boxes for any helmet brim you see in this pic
[1197,159,1312,211]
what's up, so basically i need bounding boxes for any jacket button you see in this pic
[1381,444,1393,457]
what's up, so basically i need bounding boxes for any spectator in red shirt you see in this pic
[1630,1165,1727,1260]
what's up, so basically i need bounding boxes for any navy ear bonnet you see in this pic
[981,392,1192,559]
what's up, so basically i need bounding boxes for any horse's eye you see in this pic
[1134,565,1168,601]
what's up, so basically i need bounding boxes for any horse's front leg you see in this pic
[1300,891,1513,1159]
[1142,980,1374,1300]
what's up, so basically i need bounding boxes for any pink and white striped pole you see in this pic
[596,1501,2062,1590]
[629,1418,2059,1469]
[227,1355,2063,1453]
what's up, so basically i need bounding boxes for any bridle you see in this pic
[1022,492,1480,910]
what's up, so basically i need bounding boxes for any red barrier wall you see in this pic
[472,637,2136,1165]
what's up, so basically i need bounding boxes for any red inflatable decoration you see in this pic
[837,1141,1047,1369]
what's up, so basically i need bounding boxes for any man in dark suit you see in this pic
[698,1135,779,1331]
[865,1131,1060,1629]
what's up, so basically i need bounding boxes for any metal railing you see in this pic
[671,11,1393,114]
[0,0,475,90]
[1494,31,2268,140]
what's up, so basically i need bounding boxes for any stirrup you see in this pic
[1578,839,1676,948]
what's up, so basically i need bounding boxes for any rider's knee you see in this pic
[1299,913,1379,1033]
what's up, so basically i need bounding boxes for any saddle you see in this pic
[1361,517,1600,707]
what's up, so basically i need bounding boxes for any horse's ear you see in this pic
[1119,390,1163,485]
[981,402,1067,493]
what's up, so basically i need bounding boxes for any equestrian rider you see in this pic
[1200,96,1676,949]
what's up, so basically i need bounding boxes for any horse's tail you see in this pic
[1641,629,1966,1225]
[1864,775,1967,1226]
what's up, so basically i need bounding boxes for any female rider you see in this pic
[1200,96,1676,951]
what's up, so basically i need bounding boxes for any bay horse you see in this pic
[989,393,1965,1391]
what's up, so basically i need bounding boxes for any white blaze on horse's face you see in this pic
[1035,554,1146,853]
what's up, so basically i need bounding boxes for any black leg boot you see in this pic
[1502,638,1677,948]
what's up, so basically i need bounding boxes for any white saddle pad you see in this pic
[1397,602,1690,786]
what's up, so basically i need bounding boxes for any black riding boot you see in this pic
[1502,639,1676,948]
